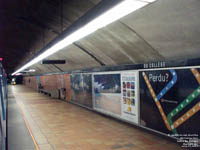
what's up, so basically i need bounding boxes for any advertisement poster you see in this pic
[64,74,71,101]
[93,73,121,116]
[139,68,200,139]
[70,74,93,108]
[36,76,40,91]
[121,72,139,124]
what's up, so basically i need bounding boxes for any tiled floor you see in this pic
[7,92,36,150]
[10,85,182,150]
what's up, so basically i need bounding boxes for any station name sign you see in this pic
[80,58,200,73]
[143,61,166,69]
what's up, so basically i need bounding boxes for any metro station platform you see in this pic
[8,85,182,150]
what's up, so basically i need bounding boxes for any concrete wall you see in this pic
[23,64,200,140]
[23,74,71,101]
[23,76,37,90]
[39,75,60,91]
[64,74,71,101]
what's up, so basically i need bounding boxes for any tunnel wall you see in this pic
[64,74,71,101]
[23,74,71,101]
[23,63,200,140]
[39,74,71,101]
[39,75,61,91]
[23,76,38,90]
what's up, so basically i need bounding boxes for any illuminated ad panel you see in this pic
[70,73,93,108]
[93,71,139,124]
[139,68,200,138]
[121,72,139,124]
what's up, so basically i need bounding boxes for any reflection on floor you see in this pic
[96,93,121,115]
[10,85,182,150]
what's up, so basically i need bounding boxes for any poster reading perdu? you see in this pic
[139,68,200,137]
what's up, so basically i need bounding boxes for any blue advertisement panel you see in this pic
[94,73,121,116]
[70,74,93,108]
[140,68,200,139]
[93,72,139,124]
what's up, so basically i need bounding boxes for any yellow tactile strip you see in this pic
[11,85,182,150]
[16,101,40,150]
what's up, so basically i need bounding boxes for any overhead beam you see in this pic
[73,42,105,66]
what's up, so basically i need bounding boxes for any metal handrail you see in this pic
[0,63,7,150]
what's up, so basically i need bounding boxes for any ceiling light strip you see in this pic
[12,0,155,76]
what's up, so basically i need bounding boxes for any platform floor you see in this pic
[9,85,182,150]
[7,90,36,150]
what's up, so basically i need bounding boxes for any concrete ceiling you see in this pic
[0,0,101,73]
[122,0,200,60]
[16,0,200,75]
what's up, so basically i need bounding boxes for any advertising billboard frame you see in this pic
[92,70,140,126]
[121,71,140,124]
[138,66,200,141]
[70,72,93,110]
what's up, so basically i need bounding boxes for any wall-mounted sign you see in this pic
[93,73,121,117]
[143,61,166,69]
[139,68,200,138]
[121,72,139,124]
[93,71,139,124]
[70,73,93,108]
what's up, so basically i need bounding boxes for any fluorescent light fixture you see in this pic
[15,73,22,76]
[143,0,156,2]
[23,69,36,72]
[12,0,156,76]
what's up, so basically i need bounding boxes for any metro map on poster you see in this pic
[140,68,200,137]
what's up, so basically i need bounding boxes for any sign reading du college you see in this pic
[143,61,166,69]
